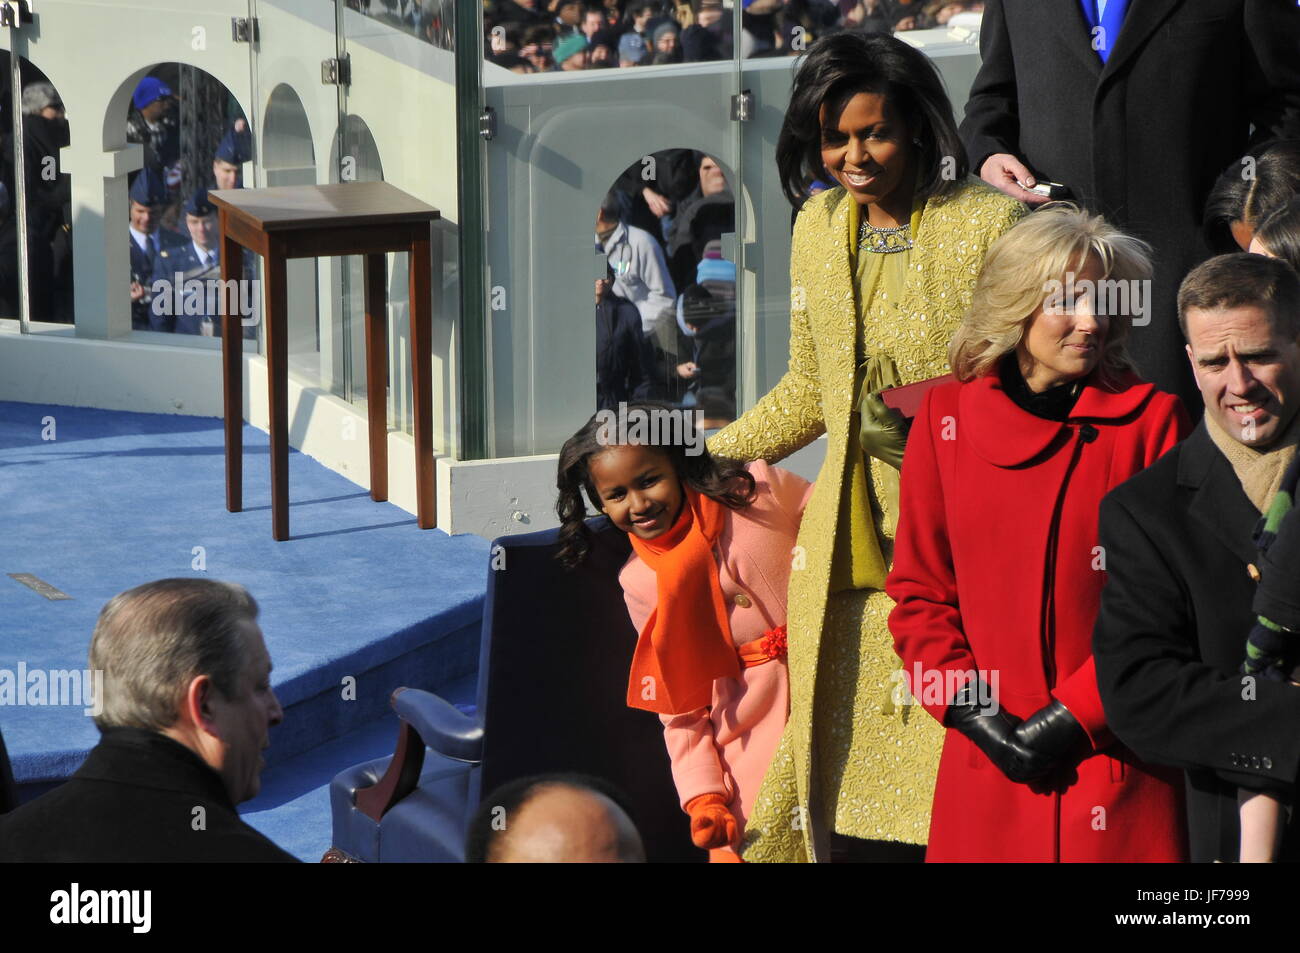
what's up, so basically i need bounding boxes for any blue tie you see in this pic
[1081,0,1129,63]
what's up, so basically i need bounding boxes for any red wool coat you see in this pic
[887,371,1191,863]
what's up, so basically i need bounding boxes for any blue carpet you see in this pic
[240,672,479,861]
[0,400,489,786]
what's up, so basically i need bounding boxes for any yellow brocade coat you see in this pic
[707,178,1026,862]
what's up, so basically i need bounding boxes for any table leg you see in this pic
[264,246,290,541]
[220,218,243,512]
[363,253,388,503]
[409,226,435,530]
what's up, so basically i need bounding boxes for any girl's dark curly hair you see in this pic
[775,28,967,209]
[555,402,756,569]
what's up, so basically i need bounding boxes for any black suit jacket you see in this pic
[1094,423,1300,862]
[130,229,185,330]
[960,0,1300,413]
[0,727,297,863]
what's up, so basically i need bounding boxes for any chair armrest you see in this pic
[392,687,483,764]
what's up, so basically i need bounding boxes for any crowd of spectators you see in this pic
[596,150,737,426]
[484,0,985,73]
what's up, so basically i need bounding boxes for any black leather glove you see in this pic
[1013,699,1089,766]
[944,680,1053,784]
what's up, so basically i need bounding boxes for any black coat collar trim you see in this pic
[75,726,236,812]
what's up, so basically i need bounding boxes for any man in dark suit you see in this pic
[1094,254,1300,863]
[960,0,1300,414]
[127,168,185,330]
[150,188,256,338]
[210,120,252,192]
[0,579,296,862]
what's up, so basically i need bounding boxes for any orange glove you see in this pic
[685,793,738,850]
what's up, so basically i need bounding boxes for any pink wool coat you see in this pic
[620,461,813,856]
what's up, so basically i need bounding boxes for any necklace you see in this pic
[858,218,912,254]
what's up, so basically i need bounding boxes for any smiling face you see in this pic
[1185,304,1300,449]
[129,200,156,234]
[587,444,685,541]
[1017,254,1109,392]
[187,212,217,251]
[819,91,915,224]
[208,622,282,804]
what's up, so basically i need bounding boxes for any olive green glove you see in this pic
[858,392,910,470]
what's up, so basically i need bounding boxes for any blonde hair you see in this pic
[948,203,1151,383]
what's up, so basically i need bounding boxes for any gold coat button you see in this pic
[734,593,752,608]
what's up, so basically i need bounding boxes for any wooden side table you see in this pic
[208,182,440,541]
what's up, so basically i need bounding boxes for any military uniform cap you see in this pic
[183,188,216,217]
[129,168,168,206]
[214,125,252,165]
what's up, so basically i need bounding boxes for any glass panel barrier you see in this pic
[0,0,986,468]
[251,0,356,402]
[335,0,459,454]
[479,61,742,458]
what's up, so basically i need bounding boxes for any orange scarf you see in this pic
[626,488,741,715]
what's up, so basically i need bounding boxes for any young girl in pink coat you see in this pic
[556,404,812,861]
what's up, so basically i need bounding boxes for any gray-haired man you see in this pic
[0,579,296,862]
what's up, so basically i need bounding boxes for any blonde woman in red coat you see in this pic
[886,204,1191,862]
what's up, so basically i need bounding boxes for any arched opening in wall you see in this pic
[328,115,386,408]
[121,64,250,337]
[596,149,736,428]
[262,84,322,387]
[0,53,73,324]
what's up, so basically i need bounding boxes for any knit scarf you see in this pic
[626,488,741,715]
[1205,408,1300,513]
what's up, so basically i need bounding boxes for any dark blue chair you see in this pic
[326,517,697,862]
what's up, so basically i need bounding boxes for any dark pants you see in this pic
[830,833,926,863]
